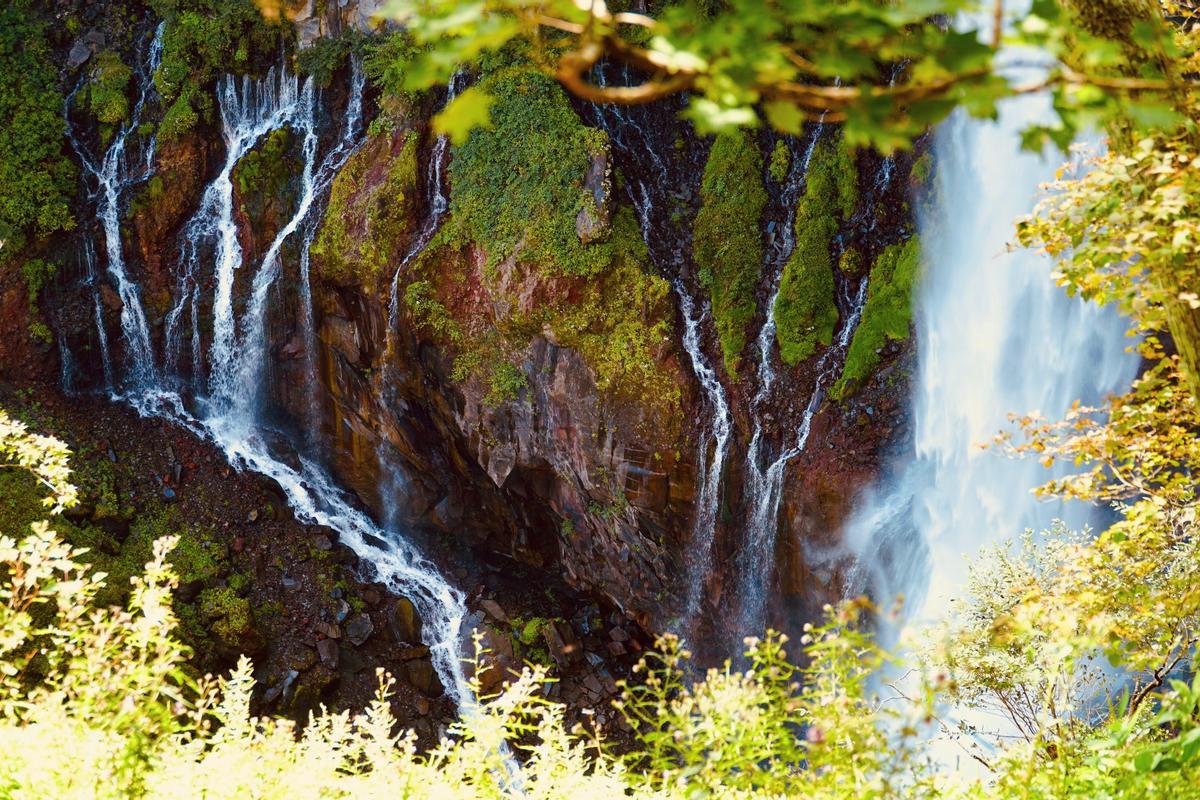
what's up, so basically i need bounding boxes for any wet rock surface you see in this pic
[0,383,645,747]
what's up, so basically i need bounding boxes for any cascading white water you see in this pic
[735,116,884,641]
[66,24,164,389]
[584,71,733,629]
[207,69,307,399]
[842,55,1139,630]
[84,54,474,710]
[164,66,306,385]
[219,81,319,416]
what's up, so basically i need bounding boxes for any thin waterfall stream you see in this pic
[66,23,165,390]
[583,70,733,634]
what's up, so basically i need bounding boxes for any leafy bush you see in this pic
[5,408,1200,797]
[0,1,76,265]
[693,131,767,378]
[149,0,282,140]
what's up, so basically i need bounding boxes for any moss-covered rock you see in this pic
[231,126,300,241]
[444,67,610,278]
[831,235,922,399]
[311,131,419,285]
[87,50,133,127]
[402,66,680,421]
[773,136,858,366]
[693,131,767,378]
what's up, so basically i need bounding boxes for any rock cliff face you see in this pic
[33,1,921,648]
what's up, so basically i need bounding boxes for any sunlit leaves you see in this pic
[433,86,496,144]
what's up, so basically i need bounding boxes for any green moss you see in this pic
[909,151,934,191]
[831,236,923,400]
[149,0,282,141]
[693,131,768,378]
[506,615,561,668]
[312,133,420,284]
[233,128,295,199]
[769,139,791,184]
[199,586,253,643]
[548,212,678,414]
[87,51,133,126]
[839,244,865,276]
[485,362,527,406]
[773,136,858,366]
[445,67,609,278]
[159,87,199,142]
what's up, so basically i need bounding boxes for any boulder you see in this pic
[389,597,422,643]
[406,658,444,698]
[317,638,340,668]
[344,613,374,646]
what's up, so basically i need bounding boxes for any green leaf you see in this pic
[1124,100,1182,134]
[683,98,758,134]
[764,101,805,135]
[433,86,496,144]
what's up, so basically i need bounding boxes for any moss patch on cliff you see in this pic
[409,209,679,425]
[311,132,420,285]
[693,131,767,378]
[549,211,676,411]
[444,68,609,278]
[150,0,283,141]
[831,235,922,400]
[773,136,858,366]
[231,126,300,234]
[86,51,134,128]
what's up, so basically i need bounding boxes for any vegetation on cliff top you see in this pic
[398,66,679,422]
[693,131,767,378]
[445,68,610,278]
[150,0,282,141]
[832,235,922,400]
[0,0,76,267]
[773,136,857,366]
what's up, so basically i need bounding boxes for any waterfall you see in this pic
[583,68,733,632]
[842,55,1139,632]
[218,80,319,416]
[66,23,164,390]
[75,52,474,710]
[386,69,468,335]
[81,237,117,395]
[735,109,882,641]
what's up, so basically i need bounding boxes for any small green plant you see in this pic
[485,362,527,406]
